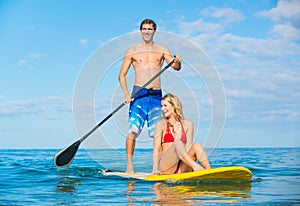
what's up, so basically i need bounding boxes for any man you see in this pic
[118,19,182,173]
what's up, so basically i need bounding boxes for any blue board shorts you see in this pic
[128,85,162,138]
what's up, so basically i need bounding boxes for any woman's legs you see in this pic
[187,142,211,169]
[176,142,211,173]
[159,141,211,174]
[158,144,180,174]
[173,140,203,172]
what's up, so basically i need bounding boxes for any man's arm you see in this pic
[118,55,133,103]
[163,46,182,71]
[166,54,182,71]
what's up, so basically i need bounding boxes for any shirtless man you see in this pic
[118,19,182,173]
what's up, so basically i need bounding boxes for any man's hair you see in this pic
[140,19,157,31]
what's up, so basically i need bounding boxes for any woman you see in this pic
[152,93,211,175]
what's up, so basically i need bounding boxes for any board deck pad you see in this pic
[103,166,252,182]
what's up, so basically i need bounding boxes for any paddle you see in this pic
[54,57,176,167]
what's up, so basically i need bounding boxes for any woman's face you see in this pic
[161,99,173,119]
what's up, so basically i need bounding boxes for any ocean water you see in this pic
[0,147,299,205]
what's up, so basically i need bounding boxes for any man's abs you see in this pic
[134,66,161,89]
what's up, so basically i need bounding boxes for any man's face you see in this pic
[141,23,155,42]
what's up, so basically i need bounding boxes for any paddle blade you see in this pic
[54,140,81,168]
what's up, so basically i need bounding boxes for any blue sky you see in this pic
[0,0,299,149]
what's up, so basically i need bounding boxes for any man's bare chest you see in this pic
[133,53,164,67]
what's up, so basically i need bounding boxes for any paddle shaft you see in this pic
[54,58,176,167]
[79,58,176,143]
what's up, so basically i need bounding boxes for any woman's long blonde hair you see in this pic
[162,93,184,121]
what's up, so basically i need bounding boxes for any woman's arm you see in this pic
[174,120,202,171]
[185,120,194,150]
[152,120,164,174]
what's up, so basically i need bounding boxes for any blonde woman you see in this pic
[152,93,211,175]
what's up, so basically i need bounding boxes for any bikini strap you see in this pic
[180,122,187,143]
[161,123,172,145]
[166,124,171,132]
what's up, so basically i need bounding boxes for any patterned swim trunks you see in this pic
[128,85,162,138]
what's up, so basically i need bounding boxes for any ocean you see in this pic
[0,147,299,205]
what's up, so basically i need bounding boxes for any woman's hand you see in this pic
[192,164,204,172]
[152,170,162,175]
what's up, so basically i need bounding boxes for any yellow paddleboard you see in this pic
[103,166,252,182]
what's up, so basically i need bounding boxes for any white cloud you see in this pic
[179,19,222,38]
[257,0,300,40]
[79,38,88,46]
[271,23,300,40]
[200,6,245,24]
[177,7,244,39]
[215,33,300,60]
[257,0,300,26]
[28,52,45,60]
[18,52,46,68]
[18,59,32,68]
[219,62,300,122]
[173,5,300,123]
[0,96,72,119]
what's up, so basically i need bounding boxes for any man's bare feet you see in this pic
[126,166,134,174]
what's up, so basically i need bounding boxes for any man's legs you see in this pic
[126,86,146,174]
[126,132,137,174]
[147,89,162,137]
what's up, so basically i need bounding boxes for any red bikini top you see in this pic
[161,123,187,144]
